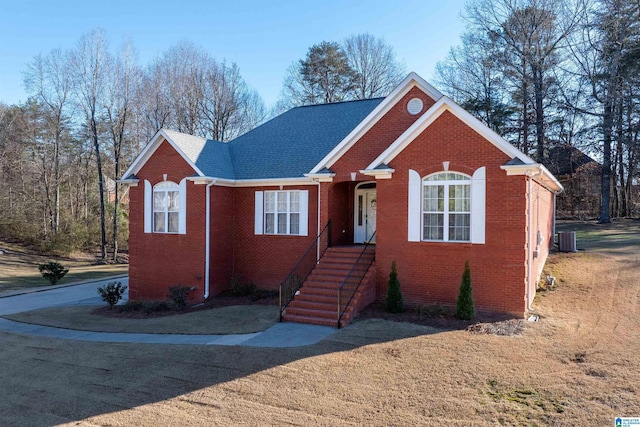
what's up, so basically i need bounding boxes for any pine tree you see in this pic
[386,261,404,313]
[456,261,476,320]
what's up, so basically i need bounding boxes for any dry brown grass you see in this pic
[0,240,127,292]
[0,219,638,426]
[4,304,278,335]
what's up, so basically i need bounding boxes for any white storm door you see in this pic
[354,189,377,243]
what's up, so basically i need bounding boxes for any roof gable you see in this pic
[308,72,443,174]
[365,96,535,170]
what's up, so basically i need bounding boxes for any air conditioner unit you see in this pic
[557,231,577,252]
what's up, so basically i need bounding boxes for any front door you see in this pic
[354,186,376,243]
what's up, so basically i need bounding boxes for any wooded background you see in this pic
[0,0,638,259]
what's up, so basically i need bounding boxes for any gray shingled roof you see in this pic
[163,129,235,179]
[163,98,384,180]
[228,98,384,179]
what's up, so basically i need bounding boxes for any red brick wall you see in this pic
[232,185,319,289]
[129,139,207,302]
[209,185,235,296]
[528,179,554,306]
[372,111,530,315]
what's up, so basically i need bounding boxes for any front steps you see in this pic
[281,246,376,328]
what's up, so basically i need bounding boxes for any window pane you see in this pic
[290,213,299,235]
[154,192,166,211]
[265,213,274,234]
[277,213,287,234]
[449,213,470,241]
[265,192,275,213]
[423,185,444,212]
[423,213,443,240]
[154,212,166,233]
[167,191,179,211]
[168,212,179,233]
[289,191,299,212]
[277,192,287,212]
[449,184,470,212]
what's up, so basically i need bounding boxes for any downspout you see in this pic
[316,180,321,261]
[204,179,215,300]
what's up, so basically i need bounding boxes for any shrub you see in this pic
[98,281,127,309]
[386,261,404,313]
[229,274,256,297]
[38,261,69,286]
[168,285,192,310]
[456,260,476,320]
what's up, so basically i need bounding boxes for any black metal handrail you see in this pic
[337,232,376,328]
[279,220,332,321]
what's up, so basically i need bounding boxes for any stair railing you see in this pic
[279,220,332,321]
[337,232,376,328]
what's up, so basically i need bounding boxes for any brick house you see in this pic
[120,72,562,326]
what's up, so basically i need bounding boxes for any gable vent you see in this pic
[407,98,424,115]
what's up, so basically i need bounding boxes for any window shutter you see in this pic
[254,191,263,235]
[299,190,308,236]
[178,178,187,234]
[470,166,486,244]
[144,180,152,233]
[408,169,421,242]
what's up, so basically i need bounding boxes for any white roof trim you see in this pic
[359,168,395,179]
[365,96,535,171]
[304,172,335,182]
[186,176,317,188]
[120,129,205,180]
[308,72,443,174]
[500,164,564,193]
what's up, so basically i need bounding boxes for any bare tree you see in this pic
[343,33,405,99]
[23,49,73,235]
[104,38,140,262]
[69,28,110,260]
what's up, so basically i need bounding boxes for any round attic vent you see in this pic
[407,98,424,115]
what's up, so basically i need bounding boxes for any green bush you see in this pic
[386,261,404,313]
[38,261,69,286]
[97,281,127,309]
[168,285,192,310]
[229,274,256,297]
[118,300,171,315]
[456,261,476,320]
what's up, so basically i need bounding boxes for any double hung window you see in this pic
[422,173,470,242]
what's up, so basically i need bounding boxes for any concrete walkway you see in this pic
[0,278,337,347]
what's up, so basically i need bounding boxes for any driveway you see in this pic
[0,277,336,347]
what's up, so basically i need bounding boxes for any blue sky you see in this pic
[0,0,466,108]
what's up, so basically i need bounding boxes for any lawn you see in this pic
[0,219,638,425]
[0,240,127,292]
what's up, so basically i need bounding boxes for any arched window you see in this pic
[422,172,471,241]
[153,181,179,233]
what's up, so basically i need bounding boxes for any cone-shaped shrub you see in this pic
[456,260,475,320]
[386,261,404,313]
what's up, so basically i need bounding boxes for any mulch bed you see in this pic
[354,303,525,336]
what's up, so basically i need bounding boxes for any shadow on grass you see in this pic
[0,315,446,424]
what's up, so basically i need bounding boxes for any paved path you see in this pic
[0,278,337,347]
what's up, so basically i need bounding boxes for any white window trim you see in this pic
[145,179,187,234]
[407,167,485,244]
[254,190,308,236]
[422,173,471,242]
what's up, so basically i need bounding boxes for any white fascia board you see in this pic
[304,172,335,182]
[120,129,205,180]
[500,164,564,193]
[116,178,139,187]
[365,96,535,171]
[233,177,316,187]
[308,72,444,174]
[359,168,395,179]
